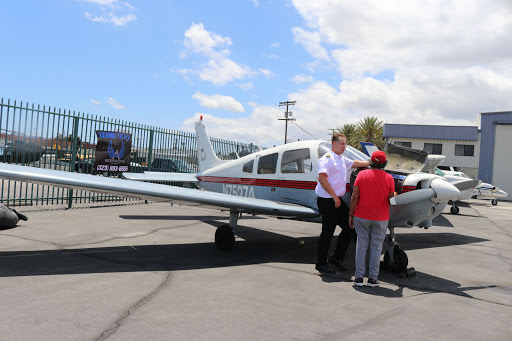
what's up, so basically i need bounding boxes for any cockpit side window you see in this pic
[257,153,278,174]
[243,160,254,173]
[281,148,312,173]
[318,142,331,159]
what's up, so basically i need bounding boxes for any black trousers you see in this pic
[316,197,356,265]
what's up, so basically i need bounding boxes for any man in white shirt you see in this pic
[315,133,369,274]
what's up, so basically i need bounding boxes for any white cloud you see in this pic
[271,43,280,48]
[199,58,253,86]
[181,107,287,146]
[260,68,274,78]
[252,0,260,7]
[236,82,255,91]
[277,0,512,129]
[292,27,329,61]
[90,99,101,105]
[192,92,245,113]
[292,74,313,84]
[106,97,125,109]
[82,0,136,27]
[179,23,254,86]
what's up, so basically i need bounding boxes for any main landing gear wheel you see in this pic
[215,224,235,251]
[383,245,409,273]
[450,206,459,215]
[492,199,498,206]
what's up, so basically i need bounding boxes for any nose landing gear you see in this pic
[382,227,409,273]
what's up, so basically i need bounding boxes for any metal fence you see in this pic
[0,98,261,208]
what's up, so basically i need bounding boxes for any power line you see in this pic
[291,120,319,140]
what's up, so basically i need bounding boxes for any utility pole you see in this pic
[278,101,296,144]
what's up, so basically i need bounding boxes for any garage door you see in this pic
[492,125,512,200]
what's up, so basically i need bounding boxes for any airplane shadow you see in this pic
[432,214,453,227]
[0,221,489,299]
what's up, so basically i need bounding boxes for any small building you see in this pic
[383,124,480,179]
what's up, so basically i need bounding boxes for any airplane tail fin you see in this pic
[195,117,227,172]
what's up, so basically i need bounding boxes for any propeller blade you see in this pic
[390,188,436,205]
[452,179,480,191]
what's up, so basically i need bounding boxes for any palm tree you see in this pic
[355,116,385,151]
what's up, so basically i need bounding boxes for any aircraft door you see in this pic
[277,148,315,206]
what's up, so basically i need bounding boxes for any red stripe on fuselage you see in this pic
[197,176,317,190]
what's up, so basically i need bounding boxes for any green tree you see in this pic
[335,116,385,151]
[356,116,385,150]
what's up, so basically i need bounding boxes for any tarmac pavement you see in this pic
[0,199,511,340]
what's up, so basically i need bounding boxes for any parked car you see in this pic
[148,158,198,173]
[75,156,198,175]
[0,140,44,164]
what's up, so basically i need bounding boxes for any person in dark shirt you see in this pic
[349,151,395,287]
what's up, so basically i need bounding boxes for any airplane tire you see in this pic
[383,246,408,273]
[215,224,235,251]
[450,206,459,215]
[492,199,498,206]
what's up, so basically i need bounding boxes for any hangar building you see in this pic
[383,111,512,201]
[382,124,480,179]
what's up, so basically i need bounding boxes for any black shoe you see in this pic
[328,256,348,271]
[12,209,28,221]
[354,277,364,287]
[367,278,379,287]
[315,263,336,274]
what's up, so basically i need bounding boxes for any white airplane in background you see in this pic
[0,118,462,273]
[472,183,509,205]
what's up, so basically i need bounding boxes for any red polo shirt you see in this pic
[354,169,395,221]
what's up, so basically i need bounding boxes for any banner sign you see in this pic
[94,131,132,173]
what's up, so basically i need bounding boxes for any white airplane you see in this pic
[0,118,462,273]
[472,183,509,205]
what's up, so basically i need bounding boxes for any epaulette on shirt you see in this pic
[325,153,331,158]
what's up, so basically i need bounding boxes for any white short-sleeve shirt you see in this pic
[315,151,354,198]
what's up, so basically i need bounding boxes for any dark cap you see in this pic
[371,150,387,164]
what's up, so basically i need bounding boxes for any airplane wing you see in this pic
[122,172,198,183]
[0,163,318,218]
[452,179,480,191]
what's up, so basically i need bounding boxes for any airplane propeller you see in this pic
[390,188,436,205]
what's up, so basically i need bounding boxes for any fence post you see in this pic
[147,129,154,171]
[67,117,80,209]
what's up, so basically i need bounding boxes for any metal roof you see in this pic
[383,124,478,141]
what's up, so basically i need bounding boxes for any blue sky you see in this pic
[2,1,512,146]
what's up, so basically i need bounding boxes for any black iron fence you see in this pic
[0,98,261,207]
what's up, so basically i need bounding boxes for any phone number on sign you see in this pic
[97,165,128,172]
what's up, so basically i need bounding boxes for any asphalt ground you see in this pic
[1,198,511,341]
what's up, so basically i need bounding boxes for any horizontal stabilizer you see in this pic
[122,172,198,183]
[390,188,436,206]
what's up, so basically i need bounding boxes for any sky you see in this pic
[2,0,512,147]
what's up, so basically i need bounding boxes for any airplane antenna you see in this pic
[278,101,296,144]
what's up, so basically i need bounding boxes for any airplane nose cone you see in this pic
[497,189,509,197]
[430,178,460,203]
